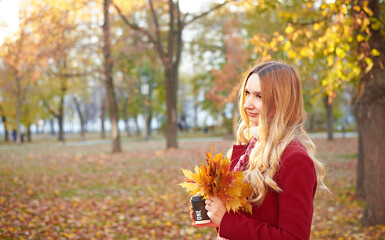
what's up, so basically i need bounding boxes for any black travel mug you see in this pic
[191,195,211,224]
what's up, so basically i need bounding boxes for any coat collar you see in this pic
[230,144,248,170]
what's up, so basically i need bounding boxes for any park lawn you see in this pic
[0,137,384,239]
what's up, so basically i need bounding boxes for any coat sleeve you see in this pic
[218,147,317,240]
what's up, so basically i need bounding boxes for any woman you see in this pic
[192,61,328,239]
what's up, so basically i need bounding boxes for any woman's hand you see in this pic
[190,207,219,228]
[205,196,226,226]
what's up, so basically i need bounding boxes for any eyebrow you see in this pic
[245,88,261,95]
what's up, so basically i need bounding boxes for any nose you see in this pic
[244,96,254,110]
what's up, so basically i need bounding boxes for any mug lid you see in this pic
[191,195,204,202]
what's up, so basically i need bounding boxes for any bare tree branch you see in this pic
[287,17,329,26]
[111,0,166,60]
[184,0,233,26]
[148,0,164,55]
[175,0,183,67]
[41,98,59,118]
[46,68,94,78]
[54,72,91,78]
[168,0,175,63]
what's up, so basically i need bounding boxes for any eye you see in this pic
[245,90,250,96]
[256,94,262,99]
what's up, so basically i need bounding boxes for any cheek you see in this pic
[256,101,263,112]
[243,95,252,108]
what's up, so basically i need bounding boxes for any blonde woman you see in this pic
[193,61,328,239]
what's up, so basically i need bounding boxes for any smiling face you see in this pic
[243,73,262,127]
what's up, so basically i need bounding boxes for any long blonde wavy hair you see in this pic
[232,61,328,206]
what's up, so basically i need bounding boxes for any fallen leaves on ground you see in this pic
[0,137,384,239]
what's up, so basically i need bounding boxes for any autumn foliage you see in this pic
[208,17,249,107]
[180,146,253,214]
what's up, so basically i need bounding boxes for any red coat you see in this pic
[218,141,317,240]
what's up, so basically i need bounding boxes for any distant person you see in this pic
[341,124,346,139]
[12,129,16,142]
[191,61,329,239]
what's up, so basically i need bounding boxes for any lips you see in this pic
[247,112,258,117]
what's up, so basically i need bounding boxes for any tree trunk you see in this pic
[101,94,106,138]
[57,113,64,142]
[144,113,150,141]
[57,90,65,141]
[164,67,178,148]
[323,96,334,141]
[356,85,385,225]
[148,111,152,136]
[134,116,140,136]
[2,115,9,142]
[42,95,64,142]
[50,119,55,135]
[354,92,364,200]
[145,78,153,140]
[164,0,183,148]
[354,0,385,226]
[16,76,22,144]
[4,131,9,142]
[144,105,152,141]
[27,124,31,142]
[103,0,121,153]
[73,97,85,140]
[122,97,130,137]
[355,130,365,199]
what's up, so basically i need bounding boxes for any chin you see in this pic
[250,122,259,127]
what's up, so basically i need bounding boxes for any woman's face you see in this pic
[244,73,262,126]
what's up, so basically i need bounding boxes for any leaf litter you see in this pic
[0,137,384,239]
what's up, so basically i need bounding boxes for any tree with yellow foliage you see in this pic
[247,0,385,226]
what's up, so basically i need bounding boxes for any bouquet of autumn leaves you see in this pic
[180,146,253,214]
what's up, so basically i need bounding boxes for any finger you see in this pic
[205,204,211,211]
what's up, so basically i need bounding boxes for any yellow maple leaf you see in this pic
[180,146,253,214]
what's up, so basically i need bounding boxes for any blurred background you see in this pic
[0,0,362,148]
[1,0,385,238]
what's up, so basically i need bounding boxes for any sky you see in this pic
[0,0,19,45]
[0,0,211,46]
[179,0,206,13]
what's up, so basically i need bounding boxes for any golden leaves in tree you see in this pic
[180,146,253,214]
[371,49,380,57]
